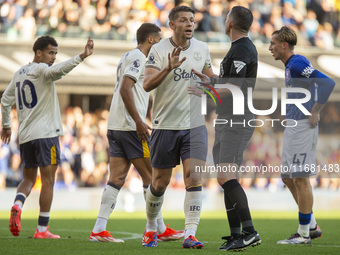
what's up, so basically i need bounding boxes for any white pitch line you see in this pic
[112,231,142,240]
[0,227,142,240]
[40,228,143,240]
[311,244,340,248]
[54,229,142,239]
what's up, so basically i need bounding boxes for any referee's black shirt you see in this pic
[216,37,258,117]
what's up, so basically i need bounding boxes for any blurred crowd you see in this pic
[0,0,340,49]
[1,103,339,191]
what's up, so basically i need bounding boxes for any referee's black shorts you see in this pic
[213,117,254,166]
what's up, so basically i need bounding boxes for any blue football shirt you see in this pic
[285,54,317,120]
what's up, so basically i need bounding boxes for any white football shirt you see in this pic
[107,48,149,131]
[146,37,212,130]
[1,55,83,144]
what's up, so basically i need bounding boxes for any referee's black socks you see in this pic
[222,179,255,234]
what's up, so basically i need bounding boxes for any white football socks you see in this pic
[145,186,164,232]
[184,190,202,238]
[156,211,167,234]
[310,212,317,229]
[93,184,119,233]
[298,223,310,238]
[143,185,166,234]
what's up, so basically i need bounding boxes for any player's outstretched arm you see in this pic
[79,37,94,60]
[42,37,95,81]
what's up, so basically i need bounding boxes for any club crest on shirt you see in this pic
[133,59,140,68]
[194,51,202,60]
[19,68,27,74]
[147,53,155,64]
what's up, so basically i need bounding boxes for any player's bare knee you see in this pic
[185,177,202,187]
[109,176,126,188]
[22,175,37,184]
[42,177,55,187]
[21,179,36,191]
[293,177,310,188]
[151,178,169,193]
[151,185,167,193]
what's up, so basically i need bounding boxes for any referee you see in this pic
[193,6,261,251]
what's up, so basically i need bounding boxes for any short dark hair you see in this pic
[136,23,161,44]
[168,6,194,22]
[33,35,58,54]
[272,26,297,47]
[229,6,253,33]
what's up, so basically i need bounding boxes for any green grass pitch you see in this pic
[0,210,339,255]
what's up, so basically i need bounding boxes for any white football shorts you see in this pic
[281,119,318,178]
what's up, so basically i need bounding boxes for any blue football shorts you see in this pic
[107,130,150,159]
[20,136,60,168]
[150,125,208,169]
